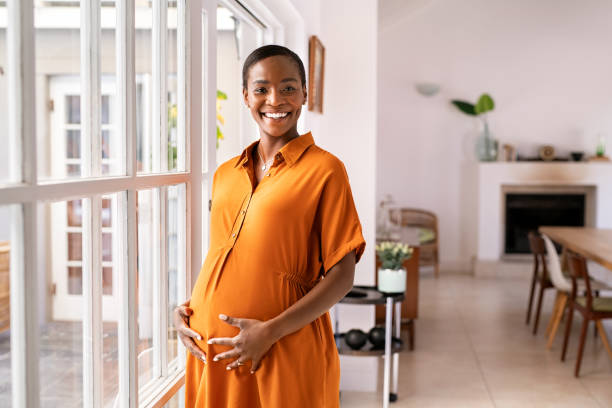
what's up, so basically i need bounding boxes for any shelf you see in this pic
[336,335,404,356]
[339,286,405,305]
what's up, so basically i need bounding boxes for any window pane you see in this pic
[216,6,263,165]
[100,193,120,407]
[137,188,156,390]
[36,1,82,181]
[101,1,121,176]
[0,206,13,405]
[0,3,10,183]
[167,184,185,367]
[44,199,87,406]
[167,0,179,172]
[136,1,153,173]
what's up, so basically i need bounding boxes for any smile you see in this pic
[262,112,289,119]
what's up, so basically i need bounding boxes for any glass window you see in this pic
[0,3,10,183]
[167,183,185,367]
[0,206,13,405]
[36,1,82,181]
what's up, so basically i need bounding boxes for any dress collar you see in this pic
[234,132,314,168]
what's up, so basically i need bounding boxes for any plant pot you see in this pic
[377,268,406,294]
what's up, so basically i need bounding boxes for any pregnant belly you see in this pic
[188,253,300,343]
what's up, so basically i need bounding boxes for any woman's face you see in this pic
[243,55,307,138]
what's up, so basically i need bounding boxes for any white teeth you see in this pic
[263,112,288,119]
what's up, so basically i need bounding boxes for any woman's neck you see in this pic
[258,129,300,161]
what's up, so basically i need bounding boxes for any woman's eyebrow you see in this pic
[251,78,298,85]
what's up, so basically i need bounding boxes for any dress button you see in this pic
[267,173,271,177]
[232,233,236,238]
[241,210,246,214]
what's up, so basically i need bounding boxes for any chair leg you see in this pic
[575,318,589,378]
[562,303,574,362]
[409,320,415,351]
[547,293,567,349]
[434,262,439,279]
[526,271,538,325]
[546,292,561,336]
[533,283,546,335]
[595,320,612,362]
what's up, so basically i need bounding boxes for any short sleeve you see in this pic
[317,158,366,273]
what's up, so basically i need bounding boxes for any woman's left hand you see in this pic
[208,314,278,373]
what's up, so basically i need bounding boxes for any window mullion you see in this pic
[153,0,168,173]
[83,196,103,408]
[119,190,139,408]
[81,0,102,178]
[8,0,40,407]
[10,203,40,408]
[177,0,187,173]
[118,0,136,178]
[152,187,163,379]
[160,186,169,376]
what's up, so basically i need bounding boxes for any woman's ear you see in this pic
[242,87,249,107]
[302,85,307,105]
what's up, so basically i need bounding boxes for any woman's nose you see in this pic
[266,88,281,105]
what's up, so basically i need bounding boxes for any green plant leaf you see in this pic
[217,90,228,100]
[475,93,494,114]
[451,100,477,116]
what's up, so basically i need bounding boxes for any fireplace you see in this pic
[504,193,586,254]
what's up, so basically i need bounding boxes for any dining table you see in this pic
[538,227,612,271]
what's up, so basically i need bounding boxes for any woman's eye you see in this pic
[282,86,296,92]
[254,87,267,94]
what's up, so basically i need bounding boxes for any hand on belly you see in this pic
[207,313,280,374]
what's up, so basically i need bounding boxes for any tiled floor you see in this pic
[340,274,612,407]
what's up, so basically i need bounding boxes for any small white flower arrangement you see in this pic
[375,241,413,293]
[375,241,413,270]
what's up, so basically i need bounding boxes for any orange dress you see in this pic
[185,132,365,407]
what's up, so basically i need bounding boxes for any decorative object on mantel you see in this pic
[588,155,610,162]
[596,135,606,157]
[451,93,498,161]
[415,82,440,97]
[375,241,413,293]
[502,144,517,161]
[308,35,325,113]
[538,145,555,161]
[570,151,584,162]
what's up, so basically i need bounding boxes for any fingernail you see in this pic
[250,371,255,374]
[226,366,231,370]
[213,357,219,361]
[197,335,202,340]
[219,314,227,320]
[207,339,213,344]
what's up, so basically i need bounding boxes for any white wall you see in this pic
[378,0,612,271]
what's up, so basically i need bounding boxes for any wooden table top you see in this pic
[538,227,612,271]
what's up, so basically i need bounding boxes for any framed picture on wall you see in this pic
[308,35,325,113]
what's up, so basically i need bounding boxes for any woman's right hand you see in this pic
[174,299,207,363]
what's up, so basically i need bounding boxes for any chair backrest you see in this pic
[541,234,571,292]
[566,251,593,307]
[527,231,546,255]
[389,208,438,242]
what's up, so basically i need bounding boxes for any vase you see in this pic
[377,268,406,294]
[476,121,498,161]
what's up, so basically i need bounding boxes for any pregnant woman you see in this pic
[174,44,365,407]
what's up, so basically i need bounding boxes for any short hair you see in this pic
[242,44,306,89]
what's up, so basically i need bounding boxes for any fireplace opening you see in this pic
[504,193,585,254]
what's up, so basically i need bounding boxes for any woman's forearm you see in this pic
[265,251,356,342]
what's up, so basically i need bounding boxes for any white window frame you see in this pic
[3,0,290,406]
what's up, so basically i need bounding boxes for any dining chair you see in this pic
[541,234,572,348]
[561,251,612,377]
[526,232,555,335]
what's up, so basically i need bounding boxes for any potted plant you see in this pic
[375,242,413,294]
[451,93,498,161]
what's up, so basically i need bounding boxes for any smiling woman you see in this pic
[175,45,366,408]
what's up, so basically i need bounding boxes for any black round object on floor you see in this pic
[345,329,367,350]
[368,326,386,349]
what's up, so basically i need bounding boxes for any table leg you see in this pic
[391,301,401,401]
[383,297,392,408]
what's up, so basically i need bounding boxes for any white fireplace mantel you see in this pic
[475,162,612,268]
